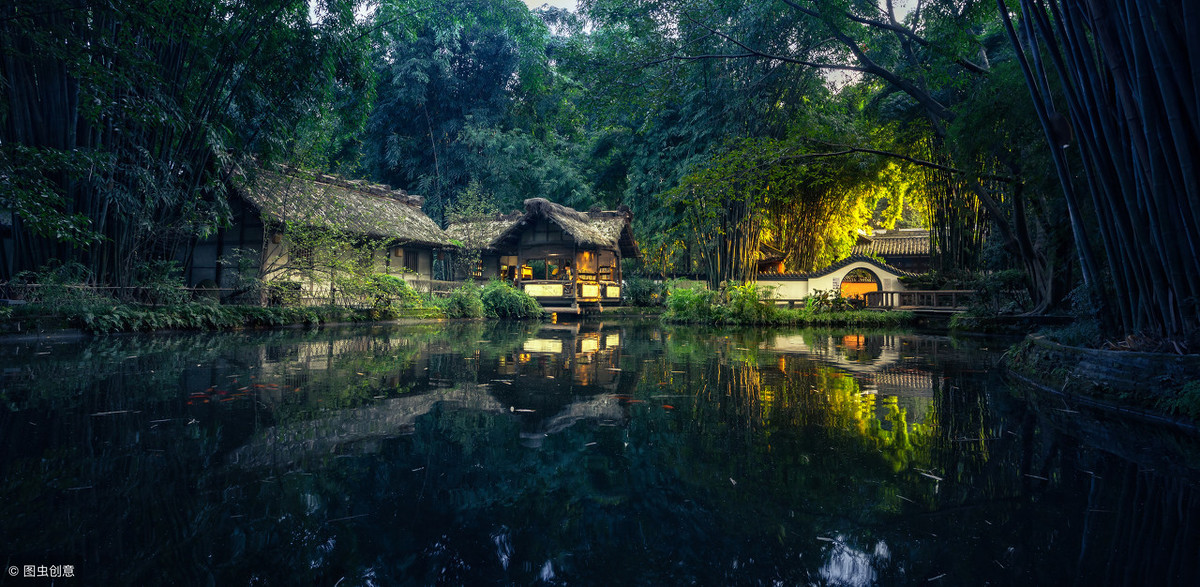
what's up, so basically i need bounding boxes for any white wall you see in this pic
[757,260,907,301]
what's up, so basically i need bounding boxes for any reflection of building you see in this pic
[227,386,508,469]
[499,323,624,395]
[764,333,945,424]
[484,322,629,442]
[446,198,640,313]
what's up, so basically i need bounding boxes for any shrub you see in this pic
[438,282,484,319]
[133,259,189,305]
[9,260,107,312]
[367,274,423,309]
[661,282,912,327]
[624,277,665,306]
[1158,380,1200,421]
[663,285,725,323]
[480,279,543,319]
[803,289,856,313]
[724,281,778,324]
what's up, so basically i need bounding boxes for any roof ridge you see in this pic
[760,254,918,279]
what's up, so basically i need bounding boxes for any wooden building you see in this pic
[184,168,450,303]
[446,198,639,313]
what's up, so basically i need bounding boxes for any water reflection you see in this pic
[1,323,1198,585]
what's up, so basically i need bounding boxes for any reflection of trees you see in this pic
[4,324,1200,584]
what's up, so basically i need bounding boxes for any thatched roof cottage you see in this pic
[184,167,450,303]
[446,198,639,313]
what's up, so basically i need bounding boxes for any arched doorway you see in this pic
[839,267,881,300]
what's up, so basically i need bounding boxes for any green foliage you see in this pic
[662,285,726,324]
[0,258,426,333]
[133,260,190,306]
[364,0,581,220]
[663,282,909,326]
[334,273,424,314]
[447,181,500,279]
[724,282,779,324]
[217,248,267,302]
[72,303,358,334]
[623,277,665,307]
[802,290,857,313]
[969,269,1031,316]
[437,282,485,319]
[2,0,373,284]
[0,145,103,245]
[1158,381,1200,421]
[370,274,424,308]
[480,279,543,319]
[8,260,108,312]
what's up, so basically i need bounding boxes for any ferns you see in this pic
[71,303,361,334]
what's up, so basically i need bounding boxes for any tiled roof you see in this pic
[758,243,786,262]
[759,255,917,280]
[852,229,930,257]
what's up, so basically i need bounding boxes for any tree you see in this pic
[445,180,500,279]
[666,136,886,286]
[1,0,371,284]
[577,0,1078,315]
[363,0,586,222]
[999,0,1200,344]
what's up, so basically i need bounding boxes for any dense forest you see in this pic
[2,0,1197,345]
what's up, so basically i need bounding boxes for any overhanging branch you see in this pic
[787,140,1017,183]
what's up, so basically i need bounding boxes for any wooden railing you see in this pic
[864,290,975,310]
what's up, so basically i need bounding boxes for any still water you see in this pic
[1,321,1198,585]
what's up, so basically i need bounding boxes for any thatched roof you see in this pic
[237,167,450,248]
[446,198,640,258]
[853,229,930,257]
[444,214,521,250]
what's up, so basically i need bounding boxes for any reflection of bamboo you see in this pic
[1073,453,1200,583]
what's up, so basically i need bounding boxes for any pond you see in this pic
[2,321,1198,585]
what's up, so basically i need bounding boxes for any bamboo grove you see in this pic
[1,0,370,285]
[2,0,1198,345]
[1000,0,1200,343]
